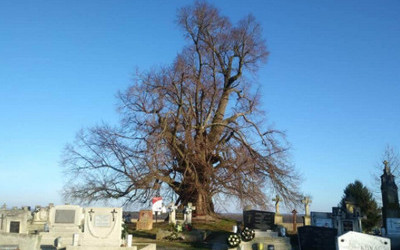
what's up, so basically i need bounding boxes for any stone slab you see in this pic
[254,230,278,238]
[387,218,400,235]
[233,237,291,250]
[0,232,41,250]
[66,243,156,250]
[337,231,390,250]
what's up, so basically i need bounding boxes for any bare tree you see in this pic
[62,2,302,215]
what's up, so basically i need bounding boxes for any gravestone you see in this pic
[80,207,122,247]
[297,226,337,250]
[47,205,83,229]
[30,205,50,233]
[166,203,178,225]
[55,210,76,224]
[337,231,390,250]
[0,206,31,234]
[136,210,153,230]
[387,218,400,235]
[184,203,196,224]
[311,212,333,228]
[243,210,275,231]
[39,204,84,247]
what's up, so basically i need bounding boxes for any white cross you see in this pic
[272,195,281,214]
[167,203,178,225]
[301,197,312,216]
[184,203,196,224]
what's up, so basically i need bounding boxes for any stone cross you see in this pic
[167,203,178,225]
[88,209,95,221]
[111,209,117,221]
[292,209,297,232]
[384,160,391,174]
[184,202,196,224]
[301,197,312,216]
[272,195,281,214]
[0,213,4,230]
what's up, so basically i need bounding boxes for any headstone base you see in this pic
[65,243,156,250]
[254,230,278,238]
[234,237,291,250]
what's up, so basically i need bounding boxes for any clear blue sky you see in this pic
[1,1,399,213]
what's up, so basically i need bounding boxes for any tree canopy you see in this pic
[62,1,302,215]
[339,180,381,232]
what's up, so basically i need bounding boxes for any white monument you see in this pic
[40,204,84,247]
[184,203,196,224]
[167,203,178,225]
[80,207,123,247]
[0,206,31,234]
[337,231,390,250]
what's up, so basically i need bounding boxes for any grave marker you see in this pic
[136,210,153,230]
[337,231,390,250]
[167,203,178,225]
[81,207,122,247]
[54,209,75,224]
[298,226,337,250]
[184,203,196,224]
[243,210,275,231]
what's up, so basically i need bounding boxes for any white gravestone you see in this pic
[167,203,178,225]
[40,204,84,246]
[184,203,196,224]
[32,206,49,225]
[81,207,122,247]
[337,231,390,250]
[48,205,83,230]
[0,207,31,234]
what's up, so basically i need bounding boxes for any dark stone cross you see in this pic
[111,209,117,221]
[88,209,95,221]
[292,209,298,232]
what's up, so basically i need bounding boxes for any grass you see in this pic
[126,218,237,249]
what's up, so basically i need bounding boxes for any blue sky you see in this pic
[0,1,399,213]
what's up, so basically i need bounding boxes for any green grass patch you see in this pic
[127,218,236,248]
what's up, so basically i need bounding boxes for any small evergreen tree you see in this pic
[339,180,381,232]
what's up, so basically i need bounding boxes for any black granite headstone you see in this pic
[243,210,275,230]
[297,226,337,250]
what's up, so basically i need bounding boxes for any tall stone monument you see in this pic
[381,160,400,235]
[302,197,312,226]
[273,195,283,225]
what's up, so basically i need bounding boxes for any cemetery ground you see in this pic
[128,217,236,249]
[126,215,300,250]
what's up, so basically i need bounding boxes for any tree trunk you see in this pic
[176,185,215,216]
